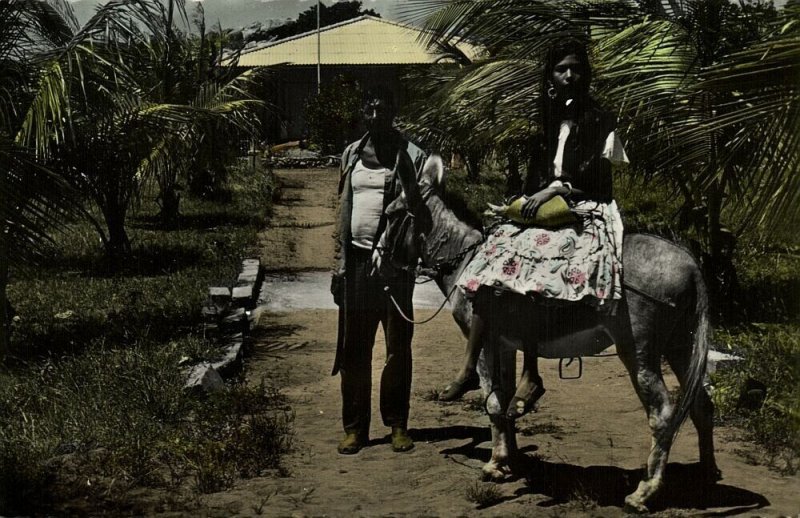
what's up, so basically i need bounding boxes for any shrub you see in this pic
[305,75,363,155]
[712,324,800,474]
[465,481,503,507]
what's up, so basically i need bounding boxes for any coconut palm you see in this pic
[18,0,268,264]
[0,0,83,358]
[400,0,799,269]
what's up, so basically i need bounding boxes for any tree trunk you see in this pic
[505,152,521,195]
[465,150,481,183]
[706,178,739,322]
[158,185,181,229]
[103,206,131,271]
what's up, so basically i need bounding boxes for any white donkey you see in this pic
[384,154,719,513]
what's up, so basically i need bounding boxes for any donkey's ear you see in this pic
[422,154,446,191]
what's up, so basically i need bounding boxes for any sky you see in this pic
[69,0,790,32]
[69,0,408,30]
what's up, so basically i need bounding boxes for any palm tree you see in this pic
[0,0,82,359]
[18,0,268,265]
[400,0,799,270]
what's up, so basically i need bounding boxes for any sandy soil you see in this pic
[202,168,799,517]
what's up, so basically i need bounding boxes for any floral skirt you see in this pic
[458,200,624,304]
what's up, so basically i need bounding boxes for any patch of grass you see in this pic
[565,483,599,512]
[0,346,292,513]
[0,161,288,514]
[420,388,441,402]
[733,245,800,324]
[461,395,486,413]
[518,422,564,436]
[465,481,503,508]
[712,324,800,474]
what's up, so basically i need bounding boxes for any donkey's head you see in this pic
[382,154,450,273]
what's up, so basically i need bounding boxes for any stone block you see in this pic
[242,259,260,269]
[237,273,258,285]
[185,363,225,394]
[209,286,231,300]
[208,288,231,313]
[219,307,247,333]
[212,339,243,378]
[232,285,254,306]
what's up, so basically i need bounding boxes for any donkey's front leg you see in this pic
[482,415,518,481]
[478,345,519,481]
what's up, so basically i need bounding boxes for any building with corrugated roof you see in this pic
[235,15,479,144]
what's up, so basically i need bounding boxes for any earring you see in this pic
[547,82,557,100]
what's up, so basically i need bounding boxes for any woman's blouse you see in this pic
[524,103,627,202]
[549,120,628,191]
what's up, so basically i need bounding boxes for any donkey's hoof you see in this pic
[481,460,512,482]
[623,495,649,514]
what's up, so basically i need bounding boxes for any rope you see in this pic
[385,283,458,325]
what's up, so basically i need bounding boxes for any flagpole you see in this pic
[317,0,321,94]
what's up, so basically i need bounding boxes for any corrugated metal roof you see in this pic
[235,15,480,67]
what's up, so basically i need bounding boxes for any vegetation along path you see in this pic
[202,167,798,516]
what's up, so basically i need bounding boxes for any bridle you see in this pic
[381,225,484,325]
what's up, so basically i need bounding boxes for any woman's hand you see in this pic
[521,187,558,219]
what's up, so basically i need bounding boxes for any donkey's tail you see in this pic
[662,266,710,446]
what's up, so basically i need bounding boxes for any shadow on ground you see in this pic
[440,436,770,514]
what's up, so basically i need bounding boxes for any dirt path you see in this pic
[204,168,798,517]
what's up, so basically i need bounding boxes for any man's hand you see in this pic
[370,248,382,276]
[330,273,344,306]
[395,149,416,187]
[521,187,558,219]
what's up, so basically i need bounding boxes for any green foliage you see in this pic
[0,163,284,514]
[712,324,800,474]
[7,162,273,358]
[734,244,800,323]
[181,381,293,494]
[15,0,268,262]
[305,75,364,154]
[443,159,507,220]
[248,1,379,44]
[401,0,800,261]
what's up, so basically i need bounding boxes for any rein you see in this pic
[383,239,482,325]
[385,283,458,325]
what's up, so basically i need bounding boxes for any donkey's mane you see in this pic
[423,189,483,266]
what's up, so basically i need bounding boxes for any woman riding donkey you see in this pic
[440,39,629,419]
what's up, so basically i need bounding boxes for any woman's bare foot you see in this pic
[506,375,545,419]
[439,370,480,401]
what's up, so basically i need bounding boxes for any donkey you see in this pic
[384,154,720,512]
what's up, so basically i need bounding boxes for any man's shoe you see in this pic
[391,426,414,452]
[337,432,367,455]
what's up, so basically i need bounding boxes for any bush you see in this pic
[305,75,363,154]
[712,324,800,474]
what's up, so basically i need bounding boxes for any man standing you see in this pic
[330,86,426,455]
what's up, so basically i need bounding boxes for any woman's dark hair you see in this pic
[542,38,592,96]
[539,38,593,143]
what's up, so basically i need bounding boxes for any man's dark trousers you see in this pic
[340,246,414,436]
